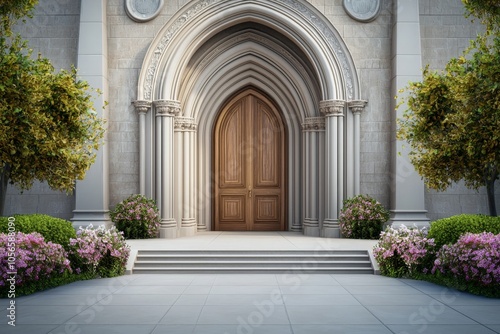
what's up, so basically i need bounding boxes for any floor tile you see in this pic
[280,285,349,295]
[430,293,500,306]
[205,294,284,306]
[366,305,478,325]
[210,285,280,295]
[159,305,202,325]
[334,274,406,286]
[4,305,83,325]
[197,305,289,325]
[183,285,212,294]
[98,293,180,306]
[343,284,421,295]
[130,275,195,286]
[11,294,89,306]
[387,324,497,334]
[452,306,500,324]
[0,324,58,334]
[114,285,187,295]
[292,324,393,334]
[151,324,195,334]
[353,293,442,306]
[213,274,278,286]
[286,305,381,325]
[276,273,339,286]
[175,294,208,306]
[68,305,170,325]
[282,294,360,306]
[193,324,293,334]
[50,324,156,334]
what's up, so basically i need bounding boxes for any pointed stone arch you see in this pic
[133,0,365,237]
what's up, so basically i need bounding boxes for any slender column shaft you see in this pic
[154,100,180,238]
[348,100,367,196]
[320,100,346,238]
[132,100,151,196]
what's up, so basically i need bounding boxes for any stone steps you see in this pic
[131,250,374,274]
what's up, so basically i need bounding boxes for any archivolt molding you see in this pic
[138,0,359,101]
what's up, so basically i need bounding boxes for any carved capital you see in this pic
[132,100,152,115]
[348,100,368,115]
[175,117,197,132]
[302,117,325,131]
[154,100,181,117]
[319,100,345,117]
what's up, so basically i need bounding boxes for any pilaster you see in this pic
[132,100,151,196]
[154,100,181,238]
[348,100,367,196]
[175,117,198,237]
[302,117,325,237]
[320,100,346,238]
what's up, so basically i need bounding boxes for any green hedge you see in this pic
[428,214,500,248]
[0,214,76,249]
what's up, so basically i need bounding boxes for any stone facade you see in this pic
[4,0,499,234]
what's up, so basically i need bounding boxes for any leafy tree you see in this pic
[0,0,105,215]
[398,2,500,216]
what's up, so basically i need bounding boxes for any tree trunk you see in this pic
[0,164,10,217]
[485,166,498,217]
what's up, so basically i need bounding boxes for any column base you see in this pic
[71,210,112,229]
[303,219,320,237]
[180,219,197,237]
[291,222,303,232]
[389,210,430,229]
[159,219,178,238]
[321,219,340,238]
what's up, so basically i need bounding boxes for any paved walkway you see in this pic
[1,232,499,334]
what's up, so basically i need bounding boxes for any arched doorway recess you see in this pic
[133,0,366,238]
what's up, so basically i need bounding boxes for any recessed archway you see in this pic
[134,0,363,238]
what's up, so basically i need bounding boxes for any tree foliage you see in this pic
[0,0,105,214]
[397,3,500,216]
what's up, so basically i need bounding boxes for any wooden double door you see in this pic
[214,89,286,231]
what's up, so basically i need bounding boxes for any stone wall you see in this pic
[4,0,80,220]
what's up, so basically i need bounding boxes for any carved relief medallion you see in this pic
[125,0,164,22]
[343,0,380,23]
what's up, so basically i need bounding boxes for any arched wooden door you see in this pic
[214,89,287,231]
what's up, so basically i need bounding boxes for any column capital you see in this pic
[348,100,368,115]
[175,117,197,132]
[319,100,345,117]
[132,100,152,114]
[154,100,181,116]
[302,117,325,132]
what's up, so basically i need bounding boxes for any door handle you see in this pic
[249,187,252,198]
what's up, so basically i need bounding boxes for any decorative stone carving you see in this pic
[348,100,368,114]
[154,100,181,116]
[175,117,197,131]
[132,100,151,114]
[319,100,346,117]
[343,0,381,23]
[302,117,325,131]
[125,0,164,23]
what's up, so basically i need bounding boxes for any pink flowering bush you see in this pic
[432,232,500,287]
[373,225,436,277]
[69,225,130,278]
[0,232,71,288]
[339,194,390,239]
[110,194,160,239]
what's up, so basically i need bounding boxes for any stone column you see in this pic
[132,100,151,196]
[390,0,429,228]
[348,100,367,196]
[72,0,110,228]
[320,100,346,238]
[175,117,197,237]
[154,100,180,238]
[302,117,325,237]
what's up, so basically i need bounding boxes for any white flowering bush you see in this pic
[373,225,436,277]
[110,194,160,239]
[339,194,390,239]
[69,225,130,278]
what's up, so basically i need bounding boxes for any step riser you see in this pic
[132,269,375,274]
[135,256,369,262]
[133,262,372,269]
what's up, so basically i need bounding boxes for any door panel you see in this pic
[214,89,286,231]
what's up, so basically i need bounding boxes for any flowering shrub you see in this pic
[69,225,130,278]
[339,194,390,239]
[373,225,436,277]
[432,232,500,287]
[0,232,71,288]
[110,194,160,239]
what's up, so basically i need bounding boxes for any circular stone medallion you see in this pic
[125,0,164,22]
[343,0,381,23]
